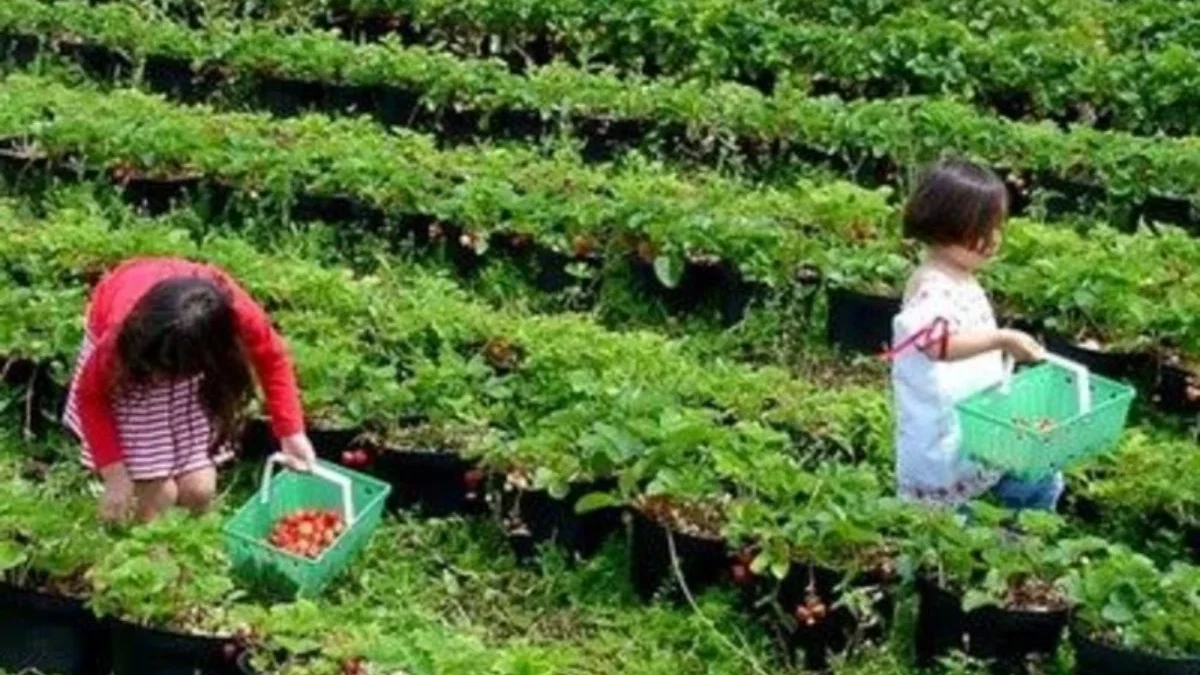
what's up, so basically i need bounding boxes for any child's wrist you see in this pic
[98,462,130,483]
[992,329,1014,352]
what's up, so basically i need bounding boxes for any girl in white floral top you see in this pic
[890,160,1063,511]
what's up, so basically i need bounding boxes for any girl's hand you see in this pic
[279,433,316,472]
[98,463,135,523]
[998,329,1045,363]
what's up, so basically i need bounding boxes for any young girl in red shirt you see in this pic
[63,258,316,523]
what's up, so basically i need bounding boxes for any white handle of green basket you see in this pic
[261,453,356,525]
[1045,353,1091,414]
[998,352,1091,414]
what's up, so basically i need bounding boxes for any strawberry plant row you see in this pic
[4,195,1200,669]
[1,74,1198,415]
[3,11,1200,229]
[0,190,895,495]
[0,444,795,675]
[0,199,915,668]
[90,0,1200,90]
[314,6,1200,136]
[4,416,1200,674]
[4,75,1200,405]
[5,189,1198,559]
[10,1,1200,135]
[1067,429,1200,563]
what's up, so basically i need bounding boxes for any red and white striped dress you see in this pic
[63,335,234,480]
[62,258,305,482]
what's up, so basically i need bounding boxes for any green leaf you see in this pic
[0,540,28,572]
[653,255,683,289]
[574,491,623,514]
[770,560,789,580]
[962,589,996,613]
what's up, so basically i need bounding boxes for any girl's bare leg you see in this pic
[175,466,217,515]
[133,478,178,522]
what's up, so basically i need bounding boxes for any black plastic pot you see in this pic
[0,582,111,675]
[826,287,900,355]
[629,508,729,602]
[1135,195,1199,233]
[628,256,761,326]
[533,248,581,293]
[56,41,132,80]
[366,85,424,127]
[288,192,385,227]
[0,357,62,436]
[0,32,38,65]
[1036,175,1111,222]
[120,175,205,215]
[1059,485,1103,525]
[916,579,1068,668]
[110,618,244,675]
[254,76,327,117]
[781,565,887,670]
[501,478,624,562]
[1042,334,1153,382]
[143,55,223,103]
[238,420,362,463]
[1154,363,1200,415]
[1071,631,1200,675]
[374,448,487,517]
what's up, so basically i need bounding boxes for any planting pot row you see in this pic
[750,562,895,670]
[0,139,755,325]
[628,256,766,325]
[241,421,487,518]
[9,30,1199,232]
[629,509,898,668]
[499,477,626,563]
[915,577,1068,669]
[1072,633,1200,675]
[0,581,253,675]
[825,287,1200,415]
[0,355,63,436]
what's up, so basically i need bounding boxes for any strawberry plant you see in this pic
[87,512,242,635]
[1063,546,1200,658]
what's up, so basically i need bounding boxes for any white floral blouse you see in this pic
[891,266,1004,506]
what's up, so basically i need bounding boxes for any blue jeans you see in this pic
[990,472,1064,511]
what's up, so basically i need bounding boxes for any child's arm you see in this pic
[214,270,305,438]
[76,338,136,521]
[76,338,125,470]
[926,328,1044,363]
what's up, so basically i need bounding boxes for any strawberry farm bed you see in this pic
[2,0,1200,672]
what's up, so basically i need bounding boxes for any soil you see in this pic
[856,545,899,583]
[1003,577,1068,613]
[481,338,524,372]
[369,423,481,455]
[635,494,727,541]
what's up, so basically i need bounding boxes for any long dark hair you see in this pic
[114,276,252,456]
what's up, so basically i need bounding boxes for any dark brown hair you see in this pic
[903,159,1009,251]
[115,276,252,456]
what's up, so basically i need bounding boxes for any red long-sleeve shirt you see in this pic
[76,258,305,470]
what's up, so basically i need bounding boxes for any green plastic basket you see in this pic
[957,354,1135,479]
[223,454,391,597]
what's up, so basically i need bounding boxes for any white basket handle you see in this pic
[261,453,356,525]
[998,352,1091,414]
